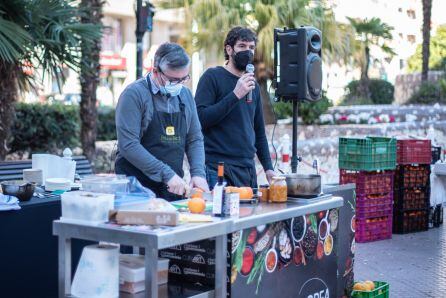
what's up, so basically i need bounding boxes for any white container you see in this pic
[61,191,114,224]
[81,174,129,194]
[224,192,240,216]
[119,254,169,293]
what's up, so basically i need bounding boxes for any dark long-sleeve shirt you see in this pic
[195,66,273,171]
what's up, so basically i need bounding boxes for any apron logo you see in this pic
[166,126,175,136]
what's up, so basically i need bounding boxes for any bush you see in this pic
[272,94,332,125]
[97,107,116,141]
[11,103,80,154]
[342,79,394,105]
[10,103,117,154]
[407,80,446,104]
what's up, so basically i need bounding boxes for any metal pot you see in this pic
[281,174,321,197]
[1,180,35,201]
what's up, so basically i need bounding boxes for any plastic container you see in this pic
[352,281,389,298]
[394,187,429,210]
[81,174,129,194]
[432,146,442,164]
[356,192,394,209]
[397,139,431,165]
[394,164,431,189]
[356,216,392,243]
[61,191,114,224]
[340,169,394,195]
[339,137,396,171]
[393,208,429,234]
[356,200,393,219]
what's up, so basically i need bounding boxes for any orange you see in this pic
[353,283,367,291]
[188,197,206,214]
[238,187,253,200]
[190,188,203,199]
[364,281,375,291]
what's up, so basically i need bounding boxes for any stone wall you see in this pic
[394,71,444,104]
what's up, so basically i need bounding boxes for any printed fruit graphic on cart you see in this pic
[188,197,206,213]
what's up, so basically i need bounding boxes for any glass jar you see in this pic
[258,184,269,202]
[269,176,287,203]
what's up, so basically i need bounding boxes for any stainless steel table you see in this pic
[53,196,343,298]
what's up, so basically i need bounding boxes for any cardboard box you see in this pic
[110,209,179,226]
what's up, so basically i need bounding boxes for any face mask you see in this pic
[232,49,254,71]
[160,82,183,97]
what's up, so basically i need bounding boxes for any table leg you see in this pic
[58,237,71,298]
[144,245,159,298]
[215,234,228,298]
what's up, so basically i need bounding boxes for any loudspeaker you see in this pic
[274,27,322,102]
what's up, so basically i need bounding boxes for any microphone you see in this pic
[245,64,255,103]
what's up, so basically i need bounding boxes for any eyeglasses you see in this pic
[159,69,190,85]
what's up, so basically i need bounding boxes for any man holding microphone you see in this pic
[195,26,276,188]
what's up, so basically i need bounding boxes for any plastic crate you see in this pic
[352,281,389,298]
[340,169,394,195]
[393,209,429,234]
[394,164,431,189]
[432,146,442,164]
[339,137,397,171]
[397,139,431,165]
[394,187,430,210]
[356,216,392,243]
[357,192,394,209]
[357,201,393,219]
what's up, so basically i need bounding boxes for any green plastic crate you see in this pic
[339,136,396,171]
[352,281,389,298]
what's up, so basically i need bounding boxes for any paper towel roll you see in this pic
[72,244,119,298]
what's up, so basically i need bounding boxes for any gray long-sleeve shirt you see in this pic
[115,76,206,183]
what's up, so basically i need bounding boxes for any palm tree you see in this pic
[421,0,433,82]
[79,0,104,163]
[161,0,354,123]
[347,17,394,99]
[0,0,101,160]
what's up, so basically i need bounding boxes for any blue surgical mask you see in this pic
[161,82,183,97]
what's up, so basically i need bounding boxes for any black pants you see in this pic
[205,162,257,189]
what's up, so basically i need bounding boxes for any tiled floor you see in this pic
[355,223,446,297]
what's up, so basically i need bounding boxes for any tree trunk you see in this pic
[0,62,18,160]
[358,46,371,100]
[79,0,103,164]
[421,0,433,82]
[259,80,276,125]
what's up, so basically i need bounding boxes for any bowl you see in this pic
[1,180,35,201]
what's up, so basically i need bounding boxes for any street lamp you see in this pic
[135,0,155,79]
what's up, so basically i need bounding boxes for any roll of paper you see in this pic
[71,244,119,298]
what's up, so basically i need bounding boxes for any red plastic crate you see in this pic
[356,192,394,209]
[356,216,392,243]
[394,164,430,189]
[397,139,432,165]
[340,169,394,195]
[394,187,430,210]
[393,209,429,234]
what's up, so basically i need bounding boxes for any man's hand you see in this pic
[265,170,277,184]
[233,73,256,99]
[190,176,210,192]
[167,175,187,196]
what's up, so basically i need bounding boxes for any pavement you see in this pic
[355,220,446,297]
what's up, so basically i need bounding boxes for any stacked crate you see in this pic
[393,140,431,234]
[339,137,397,243]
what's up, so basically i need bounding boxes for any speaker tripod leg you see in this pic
[291,100,301,173]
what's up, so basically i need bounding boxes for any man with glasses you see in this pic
[195,27,276,188]
[115,43,209,200]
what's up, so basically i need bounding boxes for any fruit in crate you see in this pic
[353,281,375,292]
[188,197,206,214]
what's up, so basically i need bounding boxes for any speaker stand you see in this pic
[291,100,301,173]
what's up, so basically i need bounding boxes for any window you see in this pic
[101,17,123,52]
[398,7,402,12]
[407,35,416,44]
[400,59,404,70]
[407,9,416,19]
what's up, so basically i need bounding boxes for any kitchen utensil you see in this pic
[1,180,35,201]
[282,173,321,198]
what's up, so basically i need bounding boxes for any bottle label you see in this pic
[212,184,225,215]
